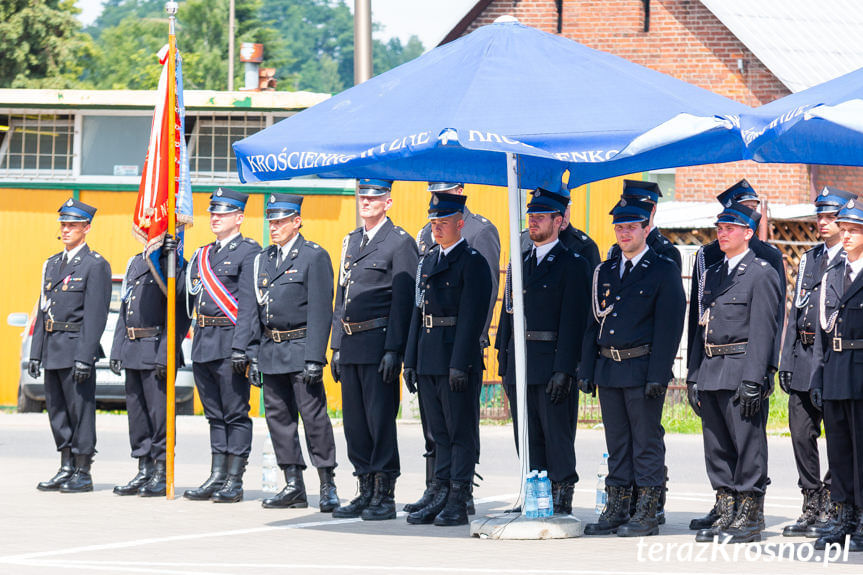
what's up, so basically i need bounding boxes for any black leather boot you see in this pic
[695,488,736,542]
[114,457,153,496]
[807,488,836,538]
[317,467,339,512]
[689,490,722,530]
[332,474,374,518]
[552,481,574,515]
[183,453,228,501]
[138,459,166,497]
[618,486,661,537]
[585,485,632,535]
[404,456,436,512]
[407,481,449,525]
[434,480,471,526]
[783,488,821,536]
[59,454,93,493]
[262,465,308,509]
[362,473,397,521]
[38,448,74,492]
[656,466,668,525]
[815,503,858,550]
[720,491,763,543]
[212,454,246,503]
[848,511,863,552]
[466,480,476,516]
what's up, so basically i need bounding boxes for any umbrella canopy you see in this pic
[233,19,749,188]
[743,66,863,166]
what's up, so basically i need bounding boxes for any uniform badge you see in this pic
[262,278,268,286]
[288,269,298,274]
[229,241,237,250]
[822,188,829,196]
[269,196,275,203]
[216,188,223,196]
[724,199,732,208]
[620,198,627,206]
[46,282,52,290]
[66,199,73,206]
[849,199,855,209]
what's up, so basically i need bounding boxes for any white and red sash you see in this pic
[197,245,238,324]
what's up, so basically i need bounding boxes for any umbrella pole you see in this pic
[505,153,529,508]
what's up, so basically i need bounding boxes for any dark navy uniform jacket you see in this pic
[250,235,333,375]
[811,257,863,400]
[404,240,492,376]
[110,252,192,370]
[687,250,783,391]
[418,207,500,345]
[607,227,682,270]
[30,245,112,369]
[577,248,686,388]
[187,235,260,363]
[780,244,843,392]
[687,237,785,367]
[331,219,418,364]
[523,224,600,272]
[496,242,591,385]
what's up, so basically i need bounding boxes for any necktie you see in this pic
[845,264,854,294]
[360,234,370,251]
[58,252,68,277]
[527,249,537,276]
[277,249,284,267]
[719,260,729,287]
[621,259,633,282]
[213,242,221,255]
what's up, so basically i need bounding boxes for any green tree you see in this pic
[0,0,95,88]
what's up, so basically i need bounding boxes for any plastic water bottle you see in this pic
[261,433,279,493]
[524,470,539,518]
[595,452,609,514]
[536,470,553,517]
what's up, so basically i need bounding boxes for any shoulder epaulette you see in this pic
[305,240,321,249]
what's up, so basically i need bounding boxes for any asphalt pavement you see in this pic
[1,412,861,574]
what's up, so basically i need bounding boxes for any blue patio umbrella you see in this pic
[743,66,863,166]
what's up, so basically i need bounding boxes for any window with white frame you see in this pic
[0,113,74,176]
[187,113,269,180]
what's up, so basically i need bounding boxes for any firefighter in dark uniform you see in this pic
[110,237,191,497]
[248,193,339,512]
[577,197,686,537]
[607,180,682,269]
[30,199,111,493]
[686,179,786,532]
[687,202,783,544]
[779,187,855,536]
[403,192,492,526]
[497,187,591,515]
[329,179,418,521]
[810,198,863,552]
[407,182,499,516]
[183,188,260,503]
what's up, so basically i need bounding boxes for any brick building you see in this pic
[441,0,863,205]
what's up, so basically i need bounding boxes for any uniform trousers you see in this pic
[44,367,96,455]
[788,389,830,490]
[124,368,167,461]
[823,399,863,508]
[418,373,480,483]
[598,385,665,487]
[262,372,337,470]
[340,363,400,475]
[700,389,769,494]
[504,383,578,483]
[193,358,252,457]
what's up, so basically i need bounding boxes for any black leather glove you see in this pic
[686,381,701,417]
[577,378,596,396]
[330,350,341,383]
[247,359,261,388]
[302,362,324,386]
[72,361,91,384]
[378,351,401,384]
[810,387,823,411]
[162,233,178,254]
[778,371,792,394]
[230,350,248,376]
[28,359,41,379]
[736,381,763,418]
[645,381,666,399]
[403,367,418,394]
[449,368,468,392]
[546,372,572,404]
[109,359,123,376]
[154,363,168,381]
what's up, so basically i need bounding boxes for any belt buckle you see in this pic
[705,345,714,358]
[610,347,621,362]
[197,316,205,328]
[272,330,282,343]
[45,319,54,332]
[424,314,433,329]
[342,320,352,336]
[127,327,136,340]
[833,337,843,352]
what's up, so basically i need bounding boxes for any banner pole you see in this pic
[165,0,179,500]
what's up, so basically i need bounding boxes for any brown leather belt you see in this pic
[264,327,307,343]
[423,314,457,328]
[526,331,558,342]
[600,344,651,362]
[704,342,748,357]
[342,316,388,335]
[44,320,81,333]
[126,326,161,340]
[197,315,234,327]
[832,337,863,352]
[799,331,816,346]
